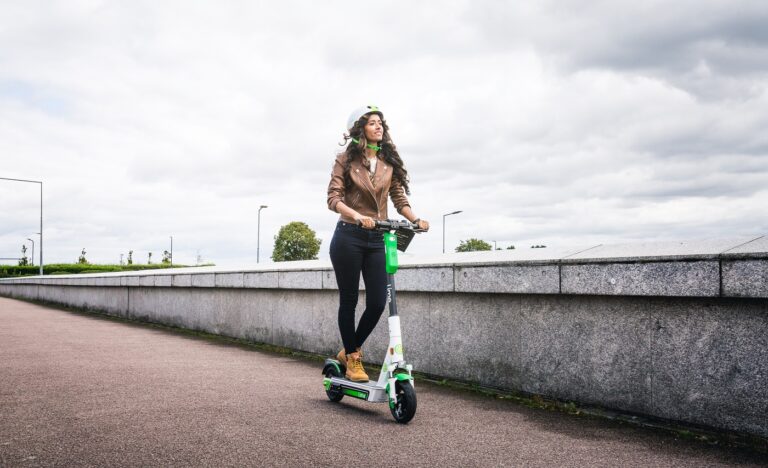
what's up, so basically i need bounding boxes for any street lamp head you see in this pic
[260,205,268,210]
[452,210,463,215]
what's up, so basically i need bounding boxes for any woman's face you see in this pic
[363,114,383,143]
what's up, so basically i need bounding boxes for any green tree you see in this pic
[127,250,133,265]
[147,252,153,264]
[18,245,28,266]
[78,248,88,264]
[272,221,321,262]
[455,238,492,252]
[506,245,515,250]
[162,250,171,264]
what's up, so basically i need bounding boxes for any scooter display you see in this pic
[322,219,424,424]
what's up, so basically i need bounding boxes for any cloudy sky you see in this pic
[1,1,767,267]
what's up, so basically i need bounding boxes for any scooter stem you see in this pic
[387,274,398,317]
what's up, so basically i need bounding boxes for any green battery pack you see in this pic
[384,232,398,274]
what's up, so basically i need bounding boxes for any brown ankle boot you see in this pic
[336,347,362,365]
[345,352,369,382]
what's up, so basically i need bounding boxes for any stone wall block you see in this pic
[312,291,347,355]
[129,287,206,330]
[205,289,272,342]
[126,276,142,287]
[97,277,122,287]
[154,275,172,287]
[519,295,653,414]
[650,298,768,437]
[139,276,155,287]
[215,273,244,288]
[172,275,192,287]
[278,270,322,289]
[561,261,719,297]
[270,290,318,351]
[397,267,453,292]
[36,285,128,317]
[427,293,524,389]
[191,274,215,288]
[0,284,38,300]
[455,265,559,294]
[243,272,279,289]
[722,260,768,298]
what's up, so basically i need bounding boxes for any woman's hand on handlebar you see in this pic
[416,219,430,231]
[355,215,376,229]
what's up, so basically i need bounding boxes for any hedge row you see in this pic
[0,263,191,278]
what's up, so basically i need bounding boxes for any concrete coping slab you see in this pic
[720,236,768,259]
[2,236,767,297]
[559,236,766,263]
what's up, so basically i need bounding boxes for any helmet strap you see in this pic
[351,138,381,152]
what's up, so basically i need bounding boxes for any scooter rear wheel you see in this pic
[390,380,417,424]
[325,368,344,402]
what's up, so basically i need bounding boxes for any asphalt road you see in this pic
[0,296,765,467]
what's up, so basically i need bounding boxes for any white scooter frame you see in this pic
[322,219,421,424]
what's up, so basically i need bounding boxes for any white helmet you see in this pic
[347,105,383,132]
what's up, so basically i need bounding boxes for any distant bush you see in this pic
[272,221,322,262]
[0,263,192,278]
[455,238,492,252]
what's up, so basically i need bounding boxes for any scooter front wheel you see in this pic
[390,380,417,424]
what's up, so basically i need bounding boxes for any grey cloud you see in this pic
[466,1,768,99]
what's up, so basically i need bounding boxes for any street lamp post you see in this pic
[1,177,43,275]
[257,205,268,263]
[26,238,35,266]
[442,210,463,254]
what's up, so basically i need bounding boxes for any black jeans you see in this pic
[329,221,388,355]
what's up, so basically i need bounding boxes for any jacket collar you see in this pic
[350,154,386,201]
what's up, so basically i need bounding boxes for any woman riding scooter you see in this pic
[326,105,429,382]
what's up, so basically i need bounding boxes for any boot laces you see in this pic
[349,356,364,372]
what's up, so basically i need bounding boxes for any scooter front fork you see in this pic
[380,315,414,405]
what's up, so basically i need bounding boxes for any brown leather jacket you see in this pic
[327,152,410,223]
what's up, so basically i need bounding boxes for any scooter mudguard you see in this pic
[322,358,343,375]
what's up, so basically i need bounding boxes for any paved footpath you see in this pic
[0,297,765,467]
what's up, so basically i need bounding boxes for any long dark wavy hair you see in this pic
[339,113,410,195]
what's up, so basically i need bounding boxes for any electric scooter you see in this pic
[322,219,424,424]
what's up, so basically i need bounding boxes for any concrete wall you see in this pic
[2,236,767,438]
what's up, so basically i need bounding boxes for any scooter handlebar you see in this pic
[357,219,426,233]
